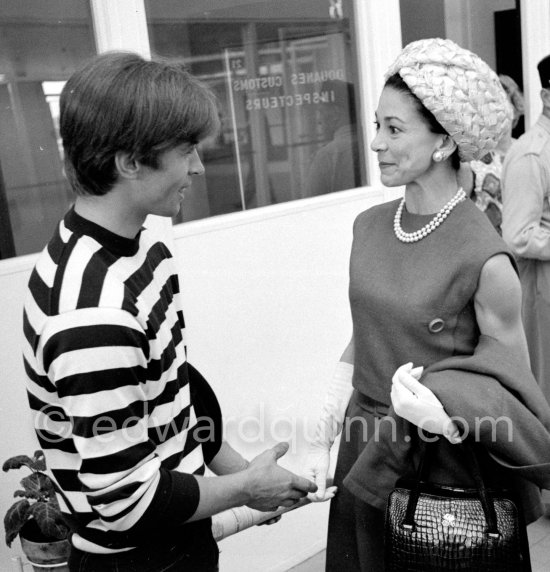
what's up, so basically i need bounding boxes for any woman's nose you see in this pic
[371,132,386,152]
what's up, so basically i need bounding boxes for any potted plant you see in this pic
[3,450,70,571]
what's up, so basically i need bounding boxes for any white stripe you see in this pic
[35,250,57,288]
[73,418,151,458]
[23,293,47,340]
[94,473,158,526]
[148,310,182,360]
[72,533,134,554]
[174,445,204,474]
[81,454,160,495]
[97,251,148,307]
[59,220,72,243]
[58,238,102,313]
[43,449,81,472]
[150,383,191,429]
[50,344,146,382]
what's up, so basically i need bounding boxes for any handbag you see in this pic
[384,438,532,571]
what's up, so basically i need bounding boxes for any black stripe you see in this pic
[27,269,51,316]
[37,433,77,453]
[71,401,149,438]
[80,443,156,475]
[23,311,40,352]
[55,365,147,397]
[24,359,57,393]
[76,248,115,309]
[42,323,148,372]
[50,231,80,315]
[87,481,142,508]
[145,279,175,338]
[51,468,83,492]
[47,226,68,264]
[147,403,191,446]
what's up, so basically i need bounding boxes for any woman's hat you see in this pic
[385,38,512,161]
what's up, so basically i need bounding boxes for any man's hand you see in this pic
[244,442,317,512]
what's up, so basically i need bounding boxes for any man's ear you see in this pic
[114,151,140,180]
[541,88,550,110]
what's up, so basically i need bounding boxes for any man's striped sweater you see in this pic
[22,208,220,555]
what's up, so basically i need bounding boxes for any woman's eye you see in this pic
[373,121,380,131]
[389,126,399,134]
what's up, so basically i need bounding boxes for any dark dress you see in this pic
[326,197,514,571]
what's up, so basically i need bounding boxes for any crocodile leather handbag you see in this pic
[384,439,531,571]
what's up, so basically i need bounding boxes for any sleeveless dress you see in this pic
[326,197,514,571]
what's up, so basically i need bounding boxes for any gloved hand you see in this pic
[391,362,462,444]
[303,361,354,502]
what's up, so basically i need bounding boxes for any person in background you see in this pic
[502,54,550,405]
[303,79,360,197]
[22,52,316,572]
[459,74,524,234]
[304,38,550,571]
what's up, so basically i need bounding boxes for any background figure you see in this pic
[304,38,550,572]
[303,80,360,197]
[459,74,524,234]
[502,55,550,405]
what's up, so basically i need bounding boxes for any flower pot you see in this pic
[19,521,70,572]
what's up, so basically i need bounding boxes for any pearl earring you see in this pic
[433,151,444,162]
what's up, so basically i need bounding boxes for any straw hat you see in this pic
[385,38,513,161]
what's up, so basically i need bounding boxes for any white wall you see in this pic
[0,188,385,570]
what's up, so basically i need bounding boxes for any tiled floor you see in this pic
[290,493,550,572]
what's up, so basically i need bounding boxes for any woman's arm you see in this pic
[474,253,530,363]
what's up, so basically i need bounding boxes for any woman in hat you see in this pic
[304,38,550,570]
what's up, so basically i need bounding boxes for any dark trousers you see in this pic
[326,391,387,572]
[68,540,219,572]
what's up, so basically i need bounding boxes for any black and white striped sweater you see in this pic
[23,208,220,555]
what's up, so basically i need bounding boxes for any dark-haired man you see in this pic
[22,52,316,571]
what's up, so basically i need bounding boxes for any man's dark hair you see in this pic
[60,51,220,196]
[385,73,460,170]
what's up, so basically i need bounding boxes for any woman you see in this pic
[304,38,550,571]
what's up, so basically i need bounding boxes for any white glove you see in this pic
[391,362,462,444]
[304,361,354,502]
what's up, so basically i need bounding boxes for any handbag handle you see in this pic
[402,438,500,538]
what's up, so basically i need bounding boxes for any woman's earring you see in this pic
[433,151,444,162]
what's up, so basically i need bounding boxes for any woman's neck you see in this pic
[404,172,460,215]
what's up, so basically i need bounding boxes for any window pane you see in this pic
[145,0,366,224]
[0,0,96,258]
[399,0,524,139]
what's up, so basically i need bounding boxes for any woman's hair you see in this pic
[60,52,220,196]
[384,73,460,170]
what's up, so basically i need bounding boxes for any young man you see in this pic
[502,54,550,407]
[22,52,316,571]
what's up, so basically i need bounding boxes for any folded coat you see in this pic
[344,334,550,523]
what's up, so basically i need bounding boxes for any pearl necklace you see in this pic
[394,188,466,243]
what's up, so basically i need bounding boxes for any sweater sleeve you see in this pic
[40,307,200,540]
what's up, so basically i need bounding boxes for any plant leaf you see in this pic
[20,474,44,500]
[4,499,30,548]
[30,503,69,540]
[32,451,47,472]
[2,456,35,473]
